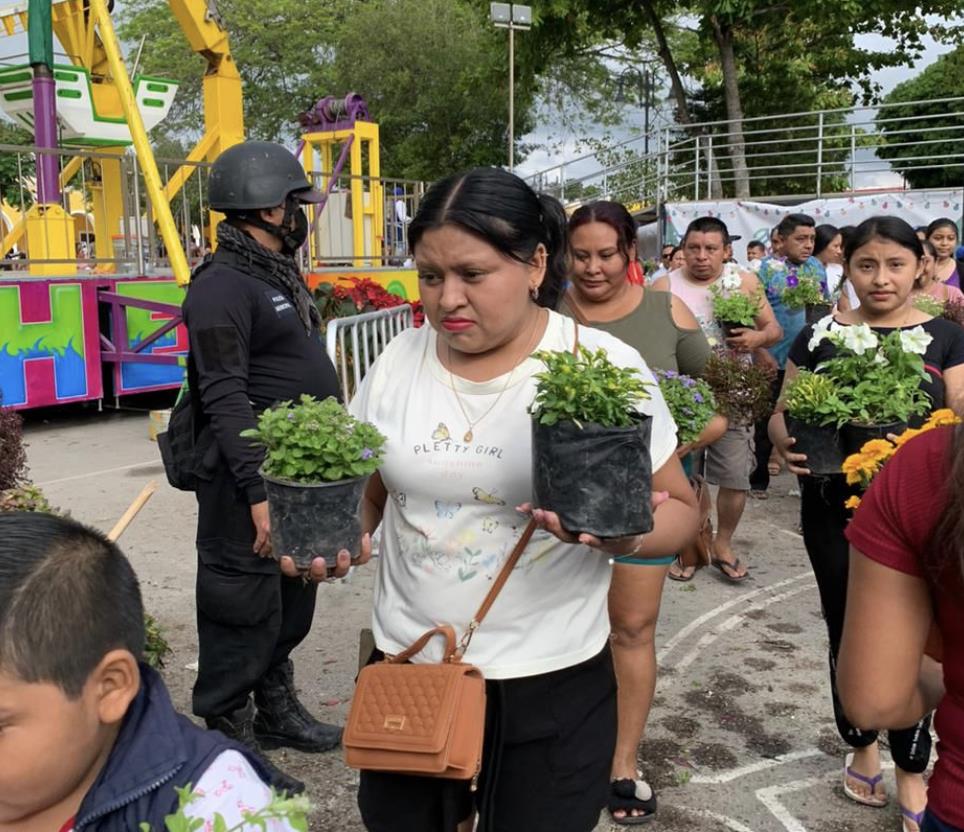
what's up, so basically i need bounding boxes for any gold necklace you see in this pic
[446,310,543,443]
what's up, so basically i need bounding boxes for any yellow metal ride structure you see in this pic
[0,0,243,284]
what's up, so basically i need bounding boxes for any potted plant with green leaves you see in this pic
[811,321,933,456]
[781,370,849,474]
[653,369,717,447]
[241,395,386,568]
[529,345,653,538]
[782,274,831,324]
[710,273,763,340]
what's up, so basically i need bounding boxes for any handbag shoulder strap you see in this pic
[563,289,590,327]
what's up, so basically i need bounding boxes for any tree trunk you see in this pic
[641,0,723,198]
[710,14,750,198]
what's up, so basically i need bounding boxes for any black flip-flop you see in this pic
[667,556,696,583]
[609,777,656,825]
[711,557,749,583]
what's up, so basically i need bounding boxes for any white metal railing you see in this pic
[325,304,414,402]
[526,95,964,208]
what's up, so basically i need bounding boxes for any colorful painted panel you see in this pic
[0,280,102,409]
[110,278,187,395]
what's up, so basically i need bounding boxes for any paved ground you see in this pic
[22,406,915,832]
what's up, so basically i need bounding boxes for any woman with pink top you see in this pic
[916,240,964,305]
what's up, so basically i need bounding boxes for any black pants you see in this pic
[358,646,617,832]
[750,372,784,491]
[192,463,318,719]
[800,476,931,772]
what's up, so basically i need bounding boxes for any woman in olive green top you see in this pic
[563,201,724,826]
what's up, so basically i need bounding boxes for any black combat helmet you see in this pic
[208,141,322,211]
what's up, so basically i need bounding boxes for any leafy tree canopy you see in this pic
[876,44,964,188]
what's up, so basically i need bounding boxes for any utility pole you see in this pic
[490,3,531,172]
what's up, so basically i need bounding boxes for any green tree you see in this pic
[118,0,344,143]
[331,0,537,179]
[876,45,964,188]
[0,121,35,208]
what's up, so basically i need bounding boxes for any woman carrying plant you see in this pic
[915,240,964,310]
[927,218,963,289]
[346,168,700,832]
[561,200,724,823]
[839,419,964,832]
[769,216,964,830]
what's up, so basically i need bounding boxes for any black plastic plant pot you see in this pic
[261,472,368,569]
[718,319,749,340]
[805,303,833,325]
[786,416,843,476]
[532,414,654,539]
[840,421,907,458]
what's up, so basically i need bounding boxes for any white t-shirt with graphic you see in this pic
[350,311,677,679]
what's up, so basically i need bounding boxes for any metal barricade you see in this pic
[325,305,414,401]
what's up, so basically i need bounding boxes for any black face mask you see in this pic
[246,196,308,257]
[281,204,309,255]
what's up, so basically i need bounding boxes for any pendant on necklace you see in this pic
[463,430,474,443]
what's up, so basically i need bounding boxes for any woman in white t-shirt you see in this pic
[348,168,699,832]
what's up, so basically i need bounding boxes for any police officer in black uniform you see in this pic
[183,141,355,793]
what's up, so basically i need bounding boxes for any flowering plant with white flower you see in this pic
[812,323,933,427]
[710,271,763,328]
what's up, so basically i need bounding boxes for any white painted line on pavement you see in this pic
[756,776,823,832]
[658,570,814,665]
[691,749,823,785]
[674,580,817,671]
[37,460,161,487]
[681,807,757,832]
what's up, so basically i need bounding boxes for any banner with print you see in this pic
[661,188,963,264]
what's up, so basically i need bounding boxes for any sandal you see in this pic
[711,557,749,583]
[842,752,888,807]
[668,556,697,583]
[901,805,926,832]
[609,776,656,825]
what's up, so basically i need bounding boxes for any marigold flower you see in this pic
[926,408,961,427]
[841,452,879,485]
[844,496,862,510]
[860,438,895,462]
[892,427,924,448]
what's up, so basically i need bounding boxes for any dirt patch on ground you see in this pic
[660,716,700,739]
[766,622,804,634]
[690,742,739,769]
[744,608,769,620]
[637,737,688,790]
[757,638,798,653]
[765,701,800,718]
[743,657,776,671]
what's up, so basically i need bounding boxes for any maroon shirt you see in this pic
[846,426,964,828]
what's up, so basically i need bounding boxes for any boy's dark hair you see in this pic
[682,216,730,245]
[746,240,766,252]
[0,512,145,698]
[776,213,816,237]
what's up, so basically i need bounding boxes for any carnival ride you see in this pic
[0,0,419,411]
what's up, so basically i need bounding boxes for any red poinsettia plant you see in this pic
[313,277,423,327]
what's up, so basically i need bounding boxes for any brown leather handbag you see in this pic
[343,520,537,786]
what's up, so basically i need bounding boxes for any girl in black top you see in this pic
[769,217,964,829]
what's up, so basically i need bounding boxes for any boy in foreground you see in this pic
[0,511,302,832]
